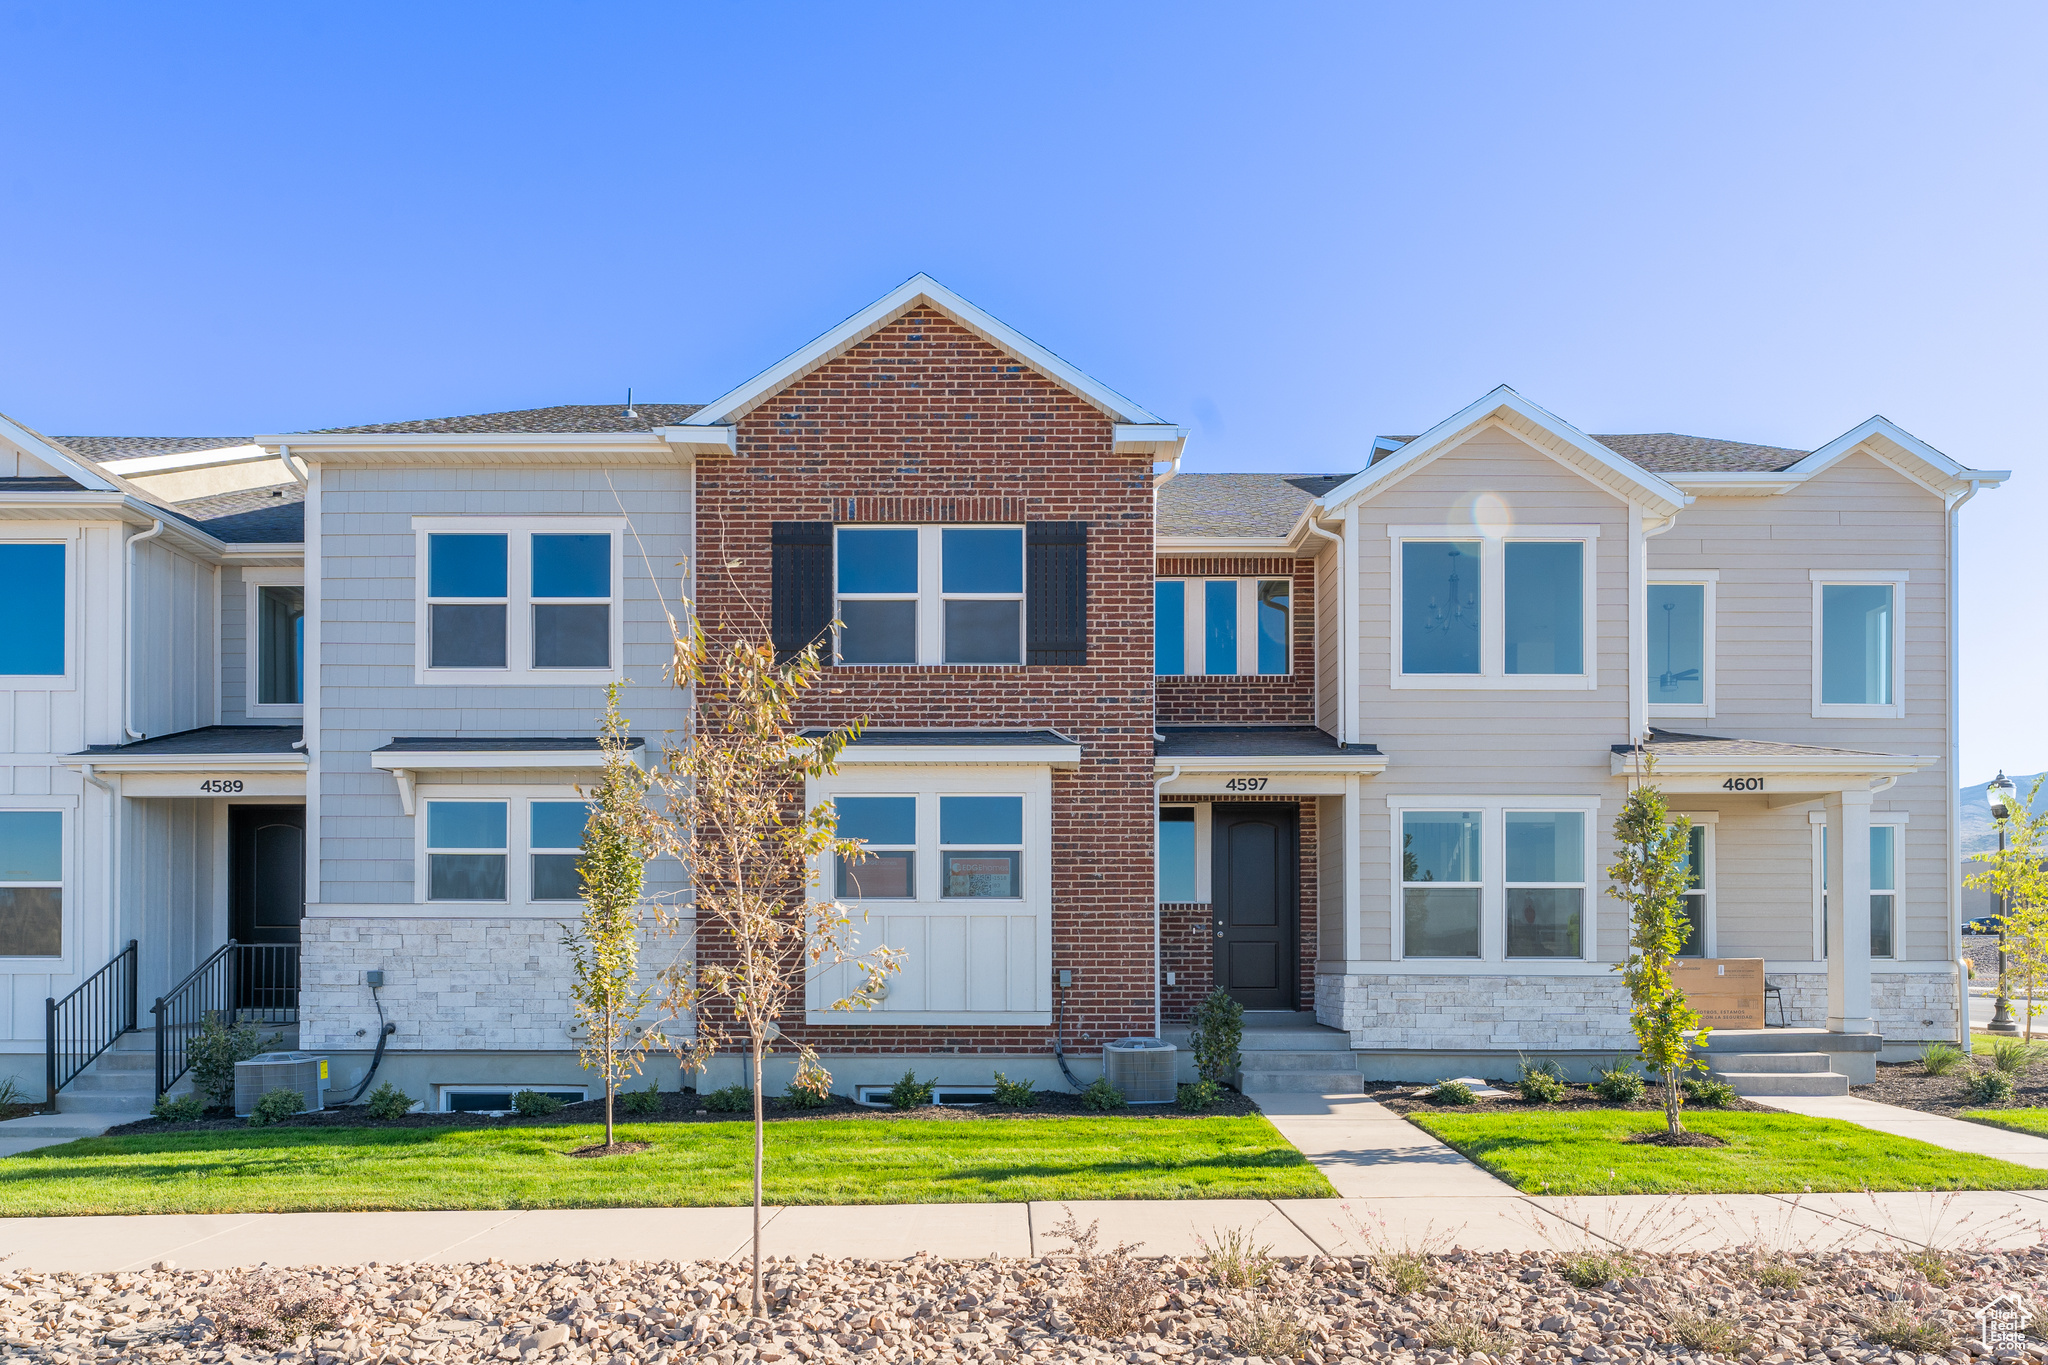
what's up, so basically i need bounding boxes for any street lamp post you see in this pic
[1988,771,2021,1036]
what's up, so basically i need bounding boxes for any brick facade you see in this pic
[1158,795,1318,1021]
[1155,556,1316,726]
[692,307,1156,1061]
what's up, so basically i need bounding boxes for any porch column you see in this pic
[1823,786,1875,1034]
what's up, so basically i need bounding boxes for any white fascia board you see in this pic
[1608,750,1935,778]
[100,442,271,475]
[217,544,307,562]
[654,425,733,455]
[831,743,1083,770]
[1788,416,2009,498]
[1663,472,1801,498]
[1159,753,1388,774]
[253,433,677,467]
[369,750,629,772]
[0,410,120,491]
[62,752,308,773]
[681,273,1165,427]
[1113,424,1189,456]
[1320,385,1690,519]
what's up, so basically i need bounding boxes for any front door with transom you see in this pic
[1211,803,1298,1010]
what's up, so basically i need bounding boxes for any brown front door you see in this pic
[1212,803,1298,1010]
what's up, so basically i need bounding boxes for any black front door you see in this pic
[1212,803,1298,1010]
[230,805,306,946]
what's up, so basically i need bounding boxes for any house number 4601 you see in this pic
[1720,777,1764,792]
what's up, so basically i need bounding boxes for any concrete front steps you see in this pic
[56,1029,162,1115]
[1695,1028,1881,1098]
[1236,1014,1362,1094]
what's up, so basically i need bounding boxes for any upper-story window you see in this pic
[1648,577,1715,717]
[0,542,66,681]
[1391,528,1596,689]
[1813,572,1905,717]
[413,518,624,685]
[242,568,304,715]
[1154,577,1289,676]
[836,526,1024,665]
[0,809,63,957]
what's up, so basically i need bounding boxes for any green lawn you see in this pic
[1408,1109,2048,1194]
[0,1116,1333,1216]
[1960,1108,2048,1138]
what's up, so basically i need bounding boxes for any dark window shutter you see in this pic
[770,522,833,663]
[1025,521,1087,666]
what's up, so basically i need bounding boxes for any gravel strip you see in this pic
[6,1240,2048,1364]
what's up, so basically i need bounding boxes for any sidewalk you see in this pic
[1761,1093,2048,1167]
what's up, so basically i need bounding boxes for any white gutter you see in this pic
[1152,763,1181,1039]
[1948,478,1984,1049]
[278,443,308,487]
[1152,449,1182,490]
[123,519,166,740]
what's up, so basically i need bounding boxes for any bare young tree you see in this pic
[646,609,901,1317]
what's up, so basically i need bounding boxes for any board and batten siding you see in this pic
[1345,428,1634,964]
[1647,448,1953,965]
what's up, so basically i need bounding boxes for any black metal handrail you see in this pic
[151,941,301,1097]
[46,940,138,1100]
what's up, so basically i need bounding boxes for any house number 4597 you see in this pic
[1222,776,1268,792]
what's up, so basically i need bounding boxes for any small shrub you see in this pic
[1046,1208,1161,1338]
[1080,1077,1127,1111]
[1426,1322,1514,1357]
[204,1270,349,1344]
[1189,989,1244,1085]
[1669,1312,1750,1354]
[511,1089,565,1117]
[1377,1250,1431,1296]
[1751,1259,1803,1290]
[0,1077,26,1107]
[781,1070,832,1110]
[1516,1056,1567,1104]
[888,1069,936,1110]
[1592,1056,1646,1104]
[1222,1298,1309,1358]
[704,1082,752,1113]
[1861,1304,1951,1353]
[150,1092,205,1123]
[990,1071,1037,1107]
[1902,1246,1953,1287]
[1964,1069,2017,1105]
[187,1013,278,1110]
[245,1086,303,1128]
[1197,1226,1274,1289]
[1562,1251,1632,1289]
[1177,1078,1221,1112]
[1430,1079,1476,1106]
[364,1082,415,1120]
[1990,1037,2043,1076]
[1682,1076,1738,1108]
[1919,1041,1965,1076]
[619,1082,662,1116]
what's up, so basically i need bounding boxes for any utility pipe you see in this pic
[1152,763,1182,1039]
[123,519,166,740]
[1298,519,1343,741]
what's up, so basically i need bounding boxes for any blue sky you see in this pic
[3,3,2041,781]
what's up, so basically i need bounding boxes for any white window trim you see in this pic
[833,525,1026,668]
[805,766,1053,1025]
[1810,570,1908,719]
[0,797,76,969]
[1647,571,1717,720]
[411,516,626,687]
[1810,811,1903,960]
[242,566,305,719]
[1156,801,1214,903]
[1387,795,1602,963]
[1671,810,1718,957]
[1156,577,1292,678]
[1387,525,1600,690]
[0,531,79,693]
[413,785,587,910]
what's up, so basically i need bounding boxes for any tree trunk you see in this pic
[1665,1068,1684,1137]
[752,1030,765,1318]
[604,1007,616,1148]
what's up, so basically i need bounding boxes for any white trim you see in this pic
[1647,575,1717,719]
[0,529,79,693]
[411,516,626,687]
[1811,575,1908,719]
[831,742,1082,769]
[1386,795,1603,964]
[1387,527,1599,690]
[241,566,305,719]
[60,752,307,774]
[369,749,623,773]
[680,274,1165,428]
[0,412,120,492]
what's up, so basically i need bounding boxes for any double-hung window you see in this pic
[1647,576,1715,715]
[425,800,508,902]
[834,796,917,898]
[1392,527,1596,687]
[0,542,66,681]
[940,796,1023,898]
[1813,572,1905,717]
[835,526,1025,665]
[415,519,623,684]
[1504,811,1585,959]
[1153,577,1290,676]
[529,801,593,902]
[0,810,63,956]
[1400,810,1482,958]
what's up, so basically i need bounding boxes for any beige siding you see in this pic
[1314,543,1341,732]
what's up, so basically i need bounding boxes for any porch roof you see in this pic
[1608,728,1936,789]
[1155,727,1388,782]
[71,725,305,765]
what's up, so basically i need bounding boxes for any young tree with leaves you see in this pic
[561,683,657,1150]
[647,613,901,1318]
[1607,748,1705,1137]
[1967,775,2048,1041]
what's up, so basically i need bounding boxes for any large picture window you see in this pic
[1401,541,1480,674]
[413,518,623,685]
[0,810,62,957]
[1400,809,1482,958]
[1153,577,1290,676]
[836,526,1024,665]
[1391,528,1597,687]
[1817,579,1897,711]
[1648,580,1712,713]
[0,543,65,678]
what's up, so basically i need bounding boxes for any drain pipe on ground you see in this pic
[1153,763,1181,1040]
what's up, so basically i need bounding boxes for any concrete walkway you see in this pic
[1762,1093,2048,1167]
[0,1109,128,1158]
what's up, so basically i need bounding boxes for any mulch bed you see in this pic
[1368,1081,1774,1116]
[1623,1129,1727,1146]
[566,1140,652,1158]
[104,1086,1261,1137]
[1855,1053,2048,1116]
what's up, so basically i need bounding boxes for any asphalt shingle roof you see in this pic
[1157,473,1354,538]
[311,404,703,435]
[1590,434,1809,474]
[1612,728,1888,759]
[176,485,306,543]
[51,436,253,464]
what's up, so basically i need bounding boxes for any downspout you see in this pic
[123,519,166,741]
[1949,480,1983,1049]
[82,764,121,988]
[1152,450,1182,490]
[1299,517,1342,742]
[278,443,308,486]
[1152,763,1181,1039]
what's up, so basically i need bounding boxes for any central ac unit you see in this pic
[233,1051,330,1117]
[1102,1037,1177,1104]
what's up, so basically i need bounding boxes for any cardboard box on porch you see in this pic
[1671,957,1765,1030]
